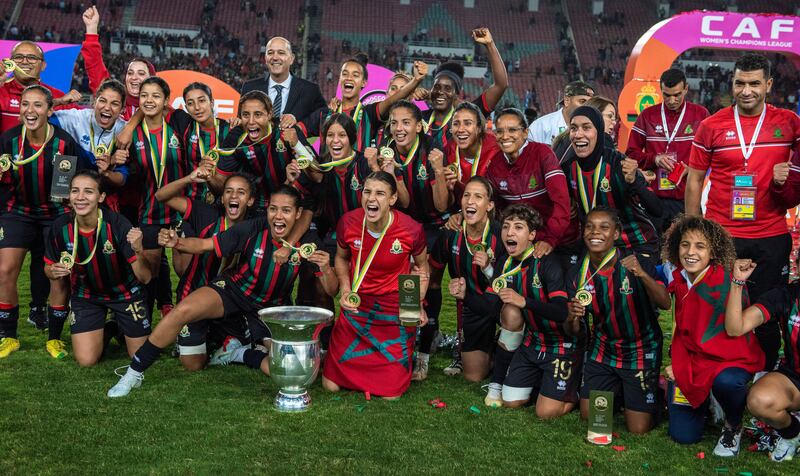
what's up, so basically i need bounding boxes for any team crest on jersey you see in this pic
[214,280,226,289]
[275,139,286,152]
[620,276,633,295]
[168,134,180,149]
[789,312,800,329]
[135,140,145,150]
[599,177,611,192]
[102,239,115,254]
[289,252,301,265]
[774,128,783,138]
[528,176,538,190]
[350,175,361,191]
[684,124,693,134]
[532,273,542,288]
[246,149,256,159]
[189,134,198,144]
[725,130,736,140]
[416,163,428,181]
[179,325,190,338]
[390,238,403,254]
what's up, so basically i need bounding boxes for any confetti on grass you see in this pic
[612,445,626,452]
[355,404,366,413]
[695,452,705,459]
[469,406,481,414]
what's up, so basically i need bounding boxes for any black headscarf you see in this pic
[569,106,607,168]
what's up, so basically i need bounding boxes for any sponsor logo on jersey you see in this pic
[136,140,145,150]
[499,180,508,190]
[253,248,264,259]
[354,239,362,250]
[725,130,736,140]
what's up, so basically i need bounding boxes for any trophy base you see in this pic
[274,390,312,412]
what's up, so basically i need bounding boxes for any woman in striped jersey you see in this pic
[0,85,81,359]
[44,170,152,366]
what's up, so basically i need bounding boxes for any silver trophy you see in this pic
[258,306,333,412]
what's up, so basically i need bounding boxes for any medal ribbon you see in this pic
[461,218,490,256]
[733,104,767,171]
[660,102,687,150]
[142,119,168,188]
[217,123,272,156]
[576,159,603,214]
[69,209,104,266]
[495,246,537,284]
[577,248,617,291]
[14,123,52,166]
[316,153,355,172]
[351,210,394,293]
[89,121,115,156]
[424,107,454,132]
[398,135,420,167]
[455,140,483,178]
[338,102,364,128]
[195,119,219,157]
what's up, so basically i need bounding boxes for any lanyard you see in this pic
[576,159,603,213]
[351,211,394,293]
[733,105,766,171]
[660,102,687,150]
[15,123,52,166]
[577,248,617,290]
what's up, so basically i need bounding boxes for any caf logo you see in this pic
[102,239,115,254]
[599,177,611,192]
[594,396,608,410]
[350,175,361,191]
[402,278,416,290]
[390,238,403,254]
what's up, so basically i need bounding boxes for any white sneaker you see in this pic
[107,366,143,398]
[483,383,502,408]
[713,426,742,457]
[209,337,244,366]
[770,433,800,462]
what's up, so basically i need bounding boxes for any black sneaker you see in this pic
[27,306,48,330]
[713,425,742,457]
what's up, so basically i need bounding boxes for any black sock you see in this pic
[491,346,515,386]
[778,414,800,439]
[156,255,173,307]
[243,349,268,370]
[419,287,442,354]
[47,305,69,340]
[130,339,163,372]
[0,305,19,339]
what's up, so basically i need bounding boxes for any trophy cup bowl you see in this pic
[258,306,333,412]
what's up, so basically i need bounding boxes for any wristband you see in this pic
[731,277,746,286]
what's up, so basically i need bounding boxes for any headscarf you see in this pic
[569,105,606,168]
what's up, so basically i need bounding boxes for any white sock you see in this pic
[417,352,430,364]
[487,382,502,397]
[126,367,142,378]
[231,347,247,363]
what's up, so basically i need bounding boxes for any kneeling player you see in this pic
[569,208,670,434]
[107,186,338,397]
[44,171,152,366]
[154,167,256,371]
[726,259,800,462]
[494,205,576,418]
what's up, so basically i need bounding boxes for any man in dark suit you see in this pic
[240,36,326,131]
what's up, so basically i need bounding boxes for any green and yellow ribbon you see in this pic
[195,119,219,158]
[216,123,272,157]
[351,210,395,294]
[577,248,617,291]
[60,209,104,268]
[455,139,483,178]
[576,159,603,214]
[89,121,115,156]
[424,107,454,133]
[14,123,53,167]
[461,218,490,255]
[492,245,536,291]
[397,135,420,167]
[142,119,168,188]
[315,153,355,172]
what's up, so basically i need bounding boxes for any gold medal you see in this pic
[296,157,313,169]
[0,153,10,172]
[379,146,395,161]
[298,243,317,259]
[95,144,108,156]
[345,292,361,308]
[59,251,74,269]
[2,58,15,73]
[492,277,506,292]
[204,191,215,204]
[207,149,219,161]
[575,289,593,307]
[447,163,459,175]
[472,243,485,253]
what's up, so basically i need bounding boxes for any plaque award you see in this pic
[50,154,78,201]
[587,390,614,445]
[398,274,421,327]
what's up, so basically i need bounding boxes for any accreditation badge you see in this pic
[730,172,756,221]
[656,152,678,190]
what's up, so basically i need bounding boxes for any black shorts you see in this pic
[424,226,445,252]
[461,304,498,353]
[580,359,660,413]
[775,365,800,392]
[140,223,170,250]
[69,295,152,338]
[0,213,52,249]
[177,314,251,356]
[208,278,270,341]
[503,345,582,403]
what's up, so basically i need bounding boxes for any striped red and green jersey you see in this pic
[212,217,321,308]
[754,283,800,375]
[391,135,449,226]
[130,109,191,225]
[567,250,663,370]
[44,209,143,301]
[564,151,658,251]
[302,102,383,151]
[216,126,293,209]
[422,93,491,150]
[0,124,81,218]
[175,200,235,301]
[183,118,230,201]
[430,220,504,298]
[503,254,572,355]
